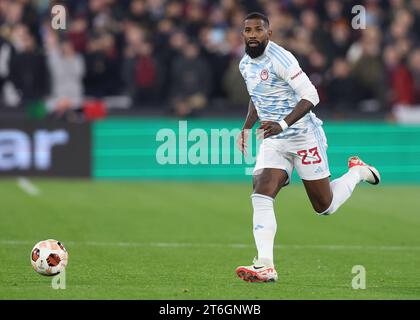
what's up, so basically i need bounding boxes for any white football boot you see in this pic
[236,257,278,282]
[348,156,381,185]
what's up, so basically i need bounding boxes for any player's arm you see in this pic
[260,56,320,139]
[237,99,258,154]
[259,98,316,139]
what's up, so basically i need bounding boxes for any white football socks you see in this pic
[251,193,277,264]
[321,167,362,215]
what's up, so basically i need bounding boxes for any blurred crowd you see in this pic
[0,0,419,120]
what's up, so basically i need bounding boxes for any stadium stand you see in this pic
[0,0,419,121]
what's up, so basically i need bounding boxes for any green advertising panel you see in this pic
[93,118,420,183]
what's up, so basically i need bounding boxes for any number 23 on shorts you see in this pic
[297,147,322,165]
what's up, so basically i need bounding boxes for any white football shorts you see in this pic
[253,126,331,183]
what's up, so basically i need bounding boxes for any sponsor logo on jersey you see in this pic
[291,70,303,80]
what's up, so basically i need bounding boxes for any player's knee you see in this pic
[312,198,333,215]
[254,185,275,198]
[253,175,278,197]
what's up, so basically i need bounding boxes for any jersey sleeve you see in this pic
[271,50,320,107]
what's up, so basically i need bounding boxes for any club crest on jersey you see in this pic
[260,69,269,81]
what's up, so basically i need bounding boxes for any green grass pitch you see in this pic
[0,179,419,299]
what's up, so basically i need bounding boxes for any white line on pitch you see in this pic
[1,240,420,252]
[17,177,40,196]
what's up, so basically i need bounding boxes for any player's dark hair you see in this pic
[244,12,270,28]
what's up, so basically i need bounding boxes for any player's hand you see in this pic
[237,129,250,155]
[257,121,282,139]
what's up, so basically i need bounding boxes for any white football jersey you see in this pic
[239,40,323,139]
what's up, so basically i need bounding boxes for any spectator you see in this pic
[185,1,207,39]
[408,48,420,104]
[170,41,211,117]
[412,0,420,40]
[87,0,118,34]
[0,35,18,108]
[0,1,24,40]
[67,16,89,53]
[9,25,49,108]
[300,9,331,59]
[165,0,184,26]
[288,27,312,67]
[364,0,384,28]
[383,45,415,107]
[129,0,154,30]
[325,58,360,114]
[287,0,310,20]
[222,56,249,109]
[44,31,85,118]
[306,49,328,103]
[328,19,352,60]
[146,0,166,21]
[199,25,231,100]
[123,41,160,106]
[84,33,122,97]
[349,27,386,110]
[323,0,345,25]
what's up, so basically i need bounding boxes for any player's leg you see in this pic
[301,177,333,213]
[295,126,381,214]
[252,168,288,260]
[302,172,371,215]
[236,138,293,282]
[253,167,288,197]
[236,168,288,283]
[302,157,380,214]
